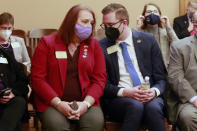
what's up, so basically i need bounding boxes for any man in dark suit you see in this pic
[99,3,167,131]
[173,1,197,39]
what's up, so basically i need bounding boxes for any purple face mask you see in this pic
[75,24,92,40]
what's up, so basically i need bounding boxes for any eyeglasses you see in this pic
[145,10,159,14]
[100,20,123,30]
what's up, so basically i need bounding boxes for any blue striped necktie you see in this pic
[120,42,141,87]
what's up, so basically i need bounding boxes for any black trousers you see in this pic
[0,96,26,131]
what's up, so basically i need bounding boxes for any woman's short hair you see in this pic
[141,3,163,29]
[0,12,14,26]
[58,4,96,45]
[102,3,129,25]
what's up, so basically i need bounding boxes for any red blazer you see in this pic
[31,34,106,112]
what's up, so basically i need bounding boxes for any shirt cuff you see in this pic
[150,87,160,97]
[189,96,197,103]
[117,88,124,97]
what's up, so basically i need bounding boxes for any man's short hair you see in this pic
[102,3,129,25]
[0,12,14,25]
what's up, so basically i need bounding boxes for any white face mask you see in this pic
[0,30,12,41]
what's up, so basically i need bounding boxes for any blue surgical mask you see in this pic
[145,13,160,25]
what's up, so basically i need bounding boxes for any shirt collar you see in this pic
[117,30,133,46]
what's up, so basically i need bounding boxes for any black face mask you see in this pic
[105,27,120,42]
[145,13,160,25]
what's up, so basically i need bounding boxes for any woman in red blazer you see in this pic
[31,4,106,131]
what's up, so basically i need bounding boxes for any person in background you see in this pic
[173,1,197,39]
[0,41,29,130]
[99,3,167,131]
[136,3,178,68]
[168,11,197,131]
[31,4,106,131]
[0,12,30,74]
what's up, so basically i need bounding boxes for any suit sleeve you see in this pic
[99,39,122,98]
[86,40,107,103]
[20,38,31,74]
[166,26,178,43]
[150,36,167,95]
[11,63,29,97]
[31,38,58,104]
[7,53,29,97]
[103,78,122,98]
[168,42,196,103]
[173,18,190,39]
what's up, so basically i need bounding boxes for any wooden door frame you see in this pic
[179,0,189,16]
[179,0,197,16]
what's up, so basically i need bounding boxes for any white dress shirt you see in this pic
[117,30,144,88]
[117,30,160,96]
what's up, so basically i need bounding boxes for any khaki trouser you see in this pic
[177,103,197,131]
[38,106,104,131]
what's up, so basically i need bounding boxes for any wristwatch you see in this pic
[83,101,91,108]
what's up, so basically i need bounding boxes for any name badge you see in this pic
[0,57,8,64]
[11,42,20,48]
[107,45,118,54]
[55,51,67,59]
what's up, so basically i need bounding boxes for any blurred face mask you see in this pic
[145,13,160,25]
[105,27,120,42]
[75,24,92,40]
[0,30,12,41]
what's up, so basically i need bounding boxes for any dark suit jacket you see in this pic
[0,48,29,97]
[173,14,190,39]
[99,30,167,99]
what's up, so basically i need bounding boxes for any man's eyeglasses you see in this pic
[100,20,123,30]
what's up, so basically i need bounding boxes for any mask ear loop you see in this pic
[119,20,126,37]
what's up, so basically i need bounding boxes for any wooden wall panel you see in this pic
[179,0,197,16]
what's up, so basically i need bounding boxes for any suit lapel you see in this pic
[110,51,119,81]
[183,14,189,27]
[132,31,145,76]
[190,35,197,61]
[107,40,120,82]
[54,37,67,88]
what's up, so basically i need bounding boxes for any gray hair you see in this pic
[188,1,197,9]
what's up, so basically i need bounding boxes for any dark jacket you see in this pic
[173,14,190,39]
[0,48,29,97]
[99,30,167,99]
